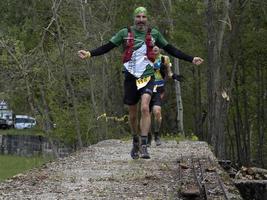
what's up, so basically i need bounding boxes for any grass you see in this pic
[0,155,49,181]
[160,133,199,142]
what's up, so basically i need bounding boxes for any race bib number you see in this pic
[136,76,151,90]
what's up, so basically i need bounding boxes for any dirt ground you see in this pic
[0,139,240,200]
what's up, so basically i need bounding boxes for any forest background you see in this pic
[0,0,266,168]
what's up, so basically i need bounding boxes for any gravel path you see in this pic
[0,139,236,200]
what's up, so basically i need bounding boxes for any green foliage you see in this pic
[162,132,198,143]
[0,155,50,181]
[190,134,199,141]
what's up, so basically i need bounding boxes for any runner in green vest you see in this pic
[78,7,204,159]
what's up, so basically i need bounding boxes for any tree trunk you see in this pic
[192,66,204,139]
[241,64,250,165]
[256,59,265,167]
[227,0,250,166]
[173,59,184,135]
[163,0,184,135]
[197,67,204,139]
[205,0,230,159]
[233,73,244,165]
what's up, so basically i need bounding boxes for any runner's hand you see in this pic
[163,56,170,66]
[192,57,204,65]
[172,74,185,82]
[78,50,91,59]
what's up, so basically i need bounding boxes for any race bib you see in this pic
[136,76,151,90]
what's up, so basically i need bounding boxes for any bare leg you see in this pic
[139,93,152,159]
[128,104,138,136]
[160,91,165,101]
[140,93,151,136]
[153,105,162,146]
[129,104,140,159]
[153,105,162,133]
[147,112,153,146]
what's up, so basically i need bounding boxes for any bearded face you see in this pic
[134,13,147,31]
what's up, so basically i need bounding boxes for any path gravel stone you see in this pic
[0,139,239,200]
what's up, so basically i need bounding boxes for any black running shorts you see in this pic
[149,85,165,111]
[123,72,154,105]
[149,90,161,111]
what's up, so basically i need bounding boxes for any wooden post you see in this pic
[174,58,185,136]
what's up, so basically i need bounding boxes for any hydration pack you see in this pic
[122,27,155,63]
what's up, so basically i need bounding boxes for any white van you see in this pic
[15,115,36,129]
[0,110,14,128]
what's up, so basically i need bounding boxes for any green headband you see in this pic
[133,7,147,17]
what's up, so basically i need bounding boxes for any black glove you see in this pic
[172,74,185,82]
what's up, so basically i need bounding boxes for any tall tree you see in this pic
[204,0,230,158]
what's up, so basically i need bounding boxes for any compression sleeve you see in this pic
[90,42,117,56]
[162,44,193,63]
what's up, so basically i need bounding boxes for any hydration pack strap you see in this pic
[145,27,155,62]
[122,26,134,63]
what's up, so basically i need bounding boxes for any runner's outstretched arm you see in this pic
[162,44,193,62]
[78,41,116,59]
[161,44,203,65]
[90,42,117,56]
